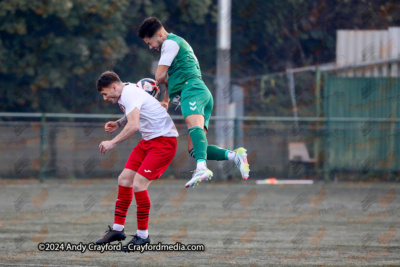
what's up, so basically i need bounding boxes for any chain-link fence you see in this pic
[1,113,399,183]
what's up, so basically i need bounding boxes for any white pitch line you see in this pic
[256,179,314,185]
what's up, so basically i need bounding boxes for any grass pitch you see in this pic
[0,179,399,266]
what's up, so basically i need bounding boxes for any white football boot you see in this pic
[233,147,250,180]
[185,168,213,188]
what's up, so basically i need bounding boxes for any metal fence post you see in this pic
[323,73,330,182]
[40,113,47,183]
[315,67,321,178]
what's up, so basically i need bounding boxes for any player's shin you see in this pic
[207,145,231,161]
[134,190,151,239]
[189,146,235,161]
[114,185,133,230]
[95,185,132,244]
[188,126,208,169]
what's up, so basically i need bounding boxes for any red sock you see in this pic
[114,185,133,226]
[134,190,151,230]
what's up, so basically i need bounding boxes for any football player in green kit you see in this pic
[137,17,249,188]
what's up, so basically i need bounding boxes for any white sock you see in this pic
[137,229,149,239]
[112,224,124,231]
[196,161,207,170]
[228,151,235,161]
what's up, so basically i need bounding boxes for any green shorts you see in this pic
[180,78,214,130]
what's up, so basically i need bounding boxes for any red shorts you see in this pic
[125,136,177,180]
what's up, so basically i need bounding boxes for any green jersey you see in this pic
[159,33,202,98]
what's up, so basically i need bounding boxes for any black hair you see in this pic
[137,17,163,38]
[96,71,121,92]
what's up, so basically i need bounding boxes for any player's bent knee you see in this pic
[118,173,133,187]
[185,115,205,128]
[118,169,136,187]
[132,184,142,192]
[132,174,152,192]
[132,182,147,192]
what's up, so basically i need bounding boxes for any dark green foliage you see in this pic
[0,0,399,114]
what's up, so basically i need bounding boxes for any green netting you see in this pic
[323,75,400,172]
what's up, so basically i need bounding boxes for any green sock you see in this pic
[188,126,208,163]
[189,146,230,161]
[207,145,229,161]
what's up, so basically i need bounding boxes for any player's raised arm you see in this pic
[99,109,139,154]
[155,65,169,84]
[160,81,170,110]
[111,109,139,144]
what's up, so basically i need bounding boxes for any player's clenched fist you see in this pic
[99,140,116,154]
[105,121,119,133]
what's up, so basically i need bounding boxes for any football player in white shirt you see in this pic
[95,71,178,250]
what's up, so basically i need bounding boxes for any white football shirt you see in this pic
[159,39,180,66]
[117,83,178,140]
